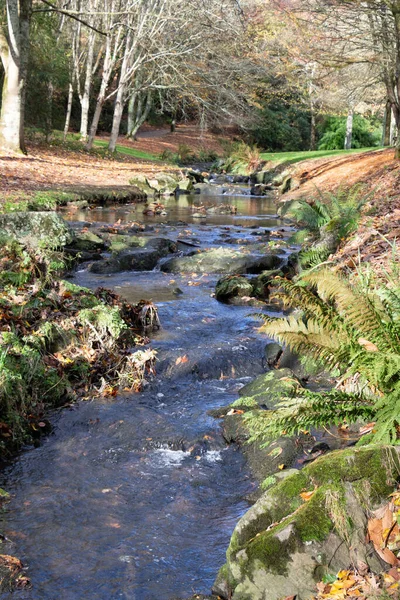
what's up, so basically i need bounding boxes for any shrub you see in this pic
[318,114,381,150]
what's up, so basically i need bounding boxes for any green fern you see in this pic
[249,270,400,444]
[282,186,370,269]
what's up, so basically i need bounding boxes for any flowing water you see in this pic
[0,189,293,600]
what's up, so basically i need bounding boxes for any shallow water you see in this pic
[0,191,291,599]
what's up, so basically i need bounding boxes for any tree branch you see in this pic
[35,0,107,35]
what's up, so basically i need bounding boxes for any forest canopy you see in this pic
[0,0,396,155]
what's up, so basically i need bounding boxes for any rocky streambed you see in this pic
[0,181,395,600]
[0,186,295,599]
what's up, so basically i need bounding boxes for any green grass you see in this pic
[260,147,383,166]
[93,139,162,162]
[26,128,163,163]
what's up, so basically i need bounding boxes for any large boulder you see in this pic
[0,212,73,248]
[130,172,181,196]
[215,445,399,600]
[161,247,284,274]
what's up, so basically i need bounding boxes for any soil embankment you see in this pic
[281,147,400,274]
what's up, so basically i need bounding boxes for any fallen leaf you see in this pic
[175,355,189,365]
[358,338,379,352]
[300,490,315,502]
[359,422,376,436]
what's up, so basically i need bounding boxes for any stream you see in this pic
[0,188,294,599]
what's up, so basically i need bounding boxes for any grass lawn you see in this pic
[260,147,383,166]
[93,139,161,162]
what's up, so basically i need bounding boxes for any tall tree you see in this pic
[0,0,32,153]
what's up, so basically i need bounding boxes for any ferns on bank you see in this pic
[250,270,400,444]
[282,186,370,269]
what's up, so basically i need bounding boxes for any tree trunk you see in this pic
[45,81,54,143]
[108,33,132,153]
[86,95,104,150]
[382,100,391,146]
[108,84,126,152]
[79,29,96,142]
[391,107,398,147]
[127,93,137,137]
[0,0,31,153]
[86,25,121,151]
[63,82,74,141]
[344,108,354,150]
[126,90,152,139]
[310,102,316,151]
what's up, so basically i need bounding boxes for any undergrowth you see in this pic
[246,268,400,445]
[281,185,370,269]
[0,239,158,454]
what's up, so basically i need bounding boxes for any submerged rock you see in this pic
[161,247,283,274]
[89,238,177,273]
[215,445,398,600]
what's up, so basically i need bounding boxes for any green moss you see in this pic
[306,445,398,501]
[261,475,277,491]
[245,528,297,576]
[78,304,128,342]
[230,396,258,409]
[268,471,309,512]
[295,487,334,542]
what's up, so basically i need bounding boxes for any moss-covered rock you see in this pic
[0,212,73,248]
[217,445,399,600]
[71,231,106,252]
[222,410,300,482]
[215,275,253,303]
[250,269,283,300]
[238,368,302,409]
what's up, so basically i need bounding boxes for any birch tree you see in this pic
[0,0,32,153]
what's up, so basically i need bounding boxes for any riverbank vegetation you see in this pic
[0,236,157,455]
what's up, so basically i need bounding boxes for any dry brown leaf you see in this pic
[359,422,376,436]
[175,355,189,365]
[300,490,315,502]
[368,517,400,566]
[358,338,379,352]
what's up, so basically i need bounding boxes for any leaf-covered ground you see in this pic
[0,124,231,205]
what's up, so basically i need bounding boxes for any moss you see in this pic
[306,445,398,501]
[268,471,309,512]
[78,304,128,342]
[245,528,298,576]
[295,486,334,542]
[261,475,277,491]
[230,396,258,409]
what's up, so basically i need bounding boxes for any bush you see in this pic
[318,114,381,150]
